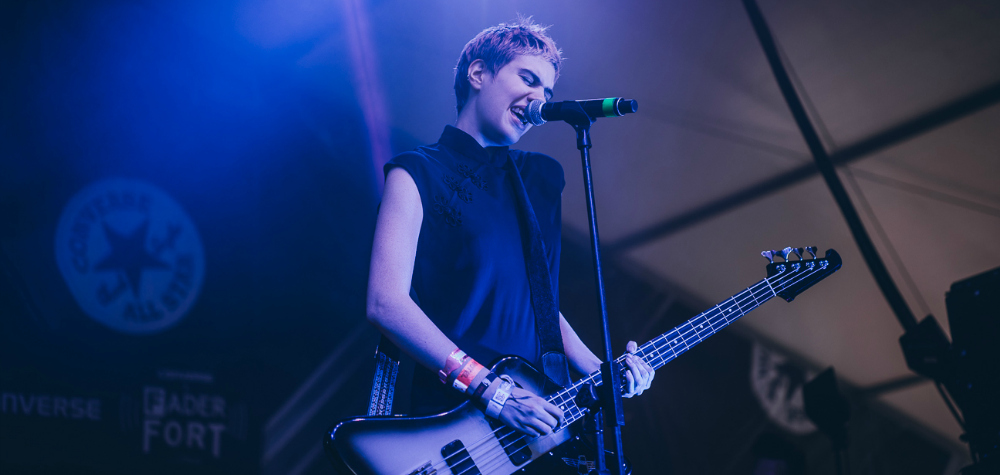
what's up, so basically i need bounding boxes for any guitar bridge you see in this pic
[405,461,436,475]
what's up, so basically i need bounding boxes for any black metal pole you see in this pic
[589,407,607,474]
[545,99,630,474]
[741,0,919,332]
[573,120,627,475]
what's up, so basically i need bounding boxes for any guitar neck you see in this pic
[617,275,779,374]
[546,272,789,426]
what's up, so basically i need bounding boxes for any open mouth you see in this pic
[510,106,527,125]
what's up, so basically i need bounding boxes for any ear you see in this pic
[467,59,487,92]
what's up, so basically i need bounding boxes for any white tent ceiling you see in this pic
[348,0,1000,447]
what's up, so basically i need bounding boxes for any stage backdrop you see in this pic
[1,1,382,473]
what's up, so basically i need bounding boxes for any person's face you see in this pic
[471,54,555,147]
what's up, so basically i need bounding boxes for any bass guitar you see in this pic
[326,247,842,475]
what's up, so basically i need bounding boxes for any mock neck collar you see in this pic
[439,125,510,167]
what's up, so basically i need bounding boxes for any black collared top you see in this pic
[384,125,564,413]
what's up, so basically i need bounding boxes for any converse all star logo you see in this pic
[55,178,205,334]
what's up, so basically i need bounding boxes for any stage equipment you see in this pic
[898,267,1000,474]
[804,368,851,475]
[944,268,999,473]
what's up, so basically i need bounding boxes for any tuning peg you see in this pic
[791,247,804,260]
[782,247,794,261]
[761,250,775,263]
[774,248,790,262]
[805,246,818,259]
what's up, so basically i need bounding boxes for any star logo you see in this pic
[55,178,205,335]
[94,220,170,297]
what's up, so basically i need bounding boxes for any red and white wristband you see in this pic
[453,359,485,393]
[439,348,468,384]
[440,348,487,393]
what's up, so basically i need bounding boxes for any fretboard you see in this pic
[545,269,795,426]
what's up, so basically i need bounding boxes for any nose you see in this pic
[526,85,547,103]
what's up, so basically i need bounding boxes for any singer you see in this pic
[365,18,654,438]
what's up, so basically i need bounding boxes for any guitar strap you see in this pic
[367,334,400,416]
[503,154,571,388]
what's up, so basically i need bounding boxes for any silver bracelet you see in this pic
[485,375,514,419]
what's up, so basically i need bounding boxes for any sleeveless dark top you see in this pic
[385,126,564,413]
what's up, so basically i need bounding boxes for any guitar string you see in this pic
[581,260,826,386]
[468,266,826,475]
[456,264,822,475]
[435,261,826,475]
[445,264,821,475]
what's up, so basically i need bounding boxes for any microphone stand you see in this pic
[556,102,627,475]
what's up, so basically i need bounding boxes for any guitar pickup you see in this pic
[488,419,532,465]
[441,439,481,475]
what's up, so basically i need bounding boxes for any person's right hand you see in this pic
[497,386,564,437]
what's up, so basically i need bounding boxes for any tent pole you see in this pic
[740,0,918,332]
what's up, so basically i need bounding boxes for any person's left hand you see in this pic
[622,340,655,398]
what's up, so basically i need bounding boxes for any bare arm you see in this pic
[560,312,602,374]
[367,167,455,372]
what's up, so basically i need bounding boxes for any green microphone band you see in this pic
[602,97,619,117]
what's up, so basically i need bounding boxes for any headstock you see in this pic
[762,247,842,302]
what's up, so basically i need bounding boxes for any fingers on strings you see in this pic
[624,353,654,397]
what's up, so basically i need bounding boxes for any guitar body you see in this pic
[325,356,629,475]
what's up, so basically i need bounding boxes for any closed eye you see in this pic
[521,69,553,101]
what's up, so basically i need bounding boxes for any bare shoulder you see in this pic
[382,167,422,215]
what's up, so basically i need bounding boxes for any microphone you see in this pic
[525,97,638,126]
